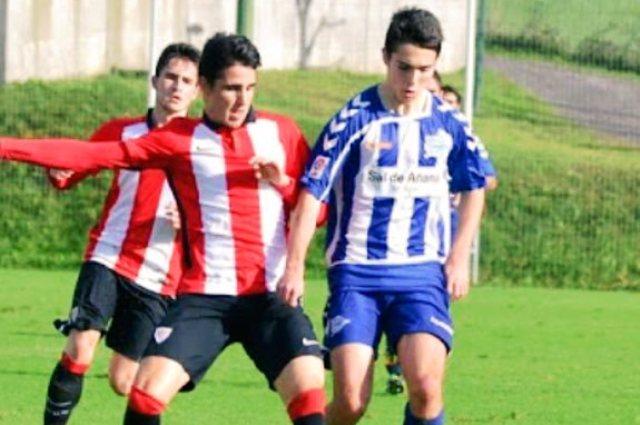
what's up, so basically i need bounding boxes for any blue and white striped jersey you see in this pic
[302,85,485,279]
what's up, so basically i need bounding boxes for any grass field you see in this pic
[488,0,640,48]
[0,270,639,424]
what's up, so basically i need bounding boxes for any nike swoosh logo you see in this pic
[302,338,320,347]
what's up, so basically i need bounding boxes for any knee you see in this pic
[408,375,443,409]
[333,393,369,423]
[66,331,100,364]
[128,385,167,416]
[109,368,135,396]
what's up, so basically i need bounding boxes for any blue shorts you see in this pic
[323,266,453,353]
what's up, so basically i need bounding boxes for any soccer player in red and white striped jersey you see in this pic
[40,43,201,425]
[0,33,327,425]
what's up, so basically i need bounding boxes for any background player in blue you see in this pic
[278,8,486,425]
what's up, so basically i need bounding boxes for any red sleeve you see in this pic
[47,119,133,190]
[275,117,310,210]
[0,119,192,173]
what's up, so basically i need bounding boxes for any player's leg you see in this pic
[123,356,190,425]
[106,280,171,396]
[326,344,375,425]
[44,262,117,425]
[385,275,452,425]
[384,335,405,395]
[108,353,140,396]
[241,294,326,425]
[323,289,381,425]
[397,334,447,425]
[123,295,231,425]
[276,355,326,425]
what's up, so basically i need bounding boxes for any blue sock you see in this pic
[403,403,444,425]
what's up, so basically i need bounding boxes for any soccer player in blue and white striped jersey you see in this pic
[278,8,485,425]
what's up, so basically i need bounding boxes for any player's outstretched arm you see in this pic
[278,190,323,307]
[0,137,132,172]
[446,188,484,301]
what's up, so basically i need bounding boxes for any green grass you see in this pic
[1,270,639,424]
[486,0,640,73]
[488,0,640,49]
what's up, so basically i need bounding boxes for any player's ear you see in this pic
[151,75,158,90]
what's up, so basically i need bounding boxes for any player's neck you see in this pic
[378,83,429,116]
[152,107,188,128]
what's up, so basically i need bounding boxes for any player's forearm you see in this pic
[285,190,322,273]
[0,137,130,172]
[450,188,485,261]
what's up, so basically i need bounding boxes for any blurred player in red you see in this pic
[41,42,200,425]
[0,33,326,425]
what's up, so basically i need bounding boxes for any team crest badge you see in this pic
[309,155,330,179]
[154,327,173,344]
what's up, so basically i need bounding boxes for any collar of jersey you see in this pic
[202,107,257,132]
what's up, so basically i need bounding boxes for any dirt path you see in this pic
[485,56,640,144]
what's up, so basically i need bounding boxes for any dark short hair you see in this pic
[384,8,443,55]
[442,84,463,104]
[199,32,261,85]
[155,43,201,77]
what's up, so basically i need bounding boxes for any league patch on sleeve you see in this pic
[309,155,331,179]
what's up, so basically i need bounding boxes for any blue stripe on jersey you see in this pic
[437,215,446,258]
[325,191,338,251]
[331,142,361,263]
[418,119,437,167]
[366,198,394,259]
[408,198,429,256]
[365,122,400,260]
[377,122,399,166]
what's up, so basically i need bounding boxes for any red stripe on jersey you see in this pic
[161,231,184,296]
[113,169,165,284]
[222,127,266,295]
[84,172,121,259]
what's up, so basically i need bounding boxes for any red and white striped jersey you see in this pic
[1,110,310,296]
[49,115,182,297]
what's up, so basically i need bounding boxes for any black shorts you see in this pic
[63,261,170,360]
[144,293,323,391]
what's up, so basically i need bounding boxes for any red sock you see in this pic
[287,388,326,421]
[60,352,90,375]
[128,386,166,416]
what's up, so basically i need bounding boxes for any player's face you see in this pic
[201,63,257,128]
[443,92,461,109]
[383,43,438,107]
[153,57,199,116]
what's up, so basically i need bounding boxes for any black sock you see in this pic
[123,407,161,425]
[43,362,84,425]
[293,413,325,425]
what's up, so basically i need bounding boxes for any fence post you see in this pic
[237,0,254,38]
[147,0,161,108]
[464,0,480,285]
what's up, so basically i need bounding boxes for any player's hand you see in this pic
[48,168,74,180]
[277,266,305,307]
[445,255,470,301]
[249,156,291,188]
[165,202,181,230]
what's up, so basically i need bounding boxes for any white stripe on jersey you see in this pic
[90,122,148,269]
[134,181,178,293]
[342,122,379,263]
[190,123,238,295]
[247,119,288,291]
[385,120,420,261]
